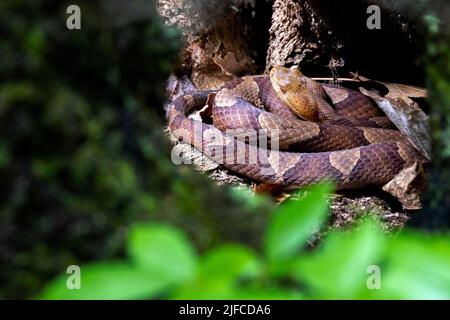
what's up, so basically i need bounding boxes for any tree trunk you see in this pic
[157,0,257,89]
[265,0,338,75]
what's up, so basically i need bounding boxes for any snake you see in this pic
[167,66,426,190]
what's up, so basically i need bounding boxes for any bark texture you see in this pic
[157,0,257,89]
[266,0,425,83]
[265,0,338,74]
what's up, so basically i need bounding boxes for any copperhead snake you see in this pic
[167,67,426,190]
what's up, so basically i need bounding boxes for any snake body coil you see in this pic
[167,67,426,190]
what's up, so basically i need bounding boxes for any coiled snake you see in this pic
[167,67,426,190]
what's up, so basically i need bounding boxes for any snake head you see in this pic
[270,66,304,92]
[270,66,319,121]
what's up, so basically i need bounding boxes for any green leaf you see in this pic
[373,231,450,299]
[39,262,170,300]
[265,183,332,262]
[172,278,236,300]
[174,282,304,300]
[227,287,304,300]
[290,218,385,299]
[173,245,262,300]
[127,223,197,284]
[385,231,450,284]
[229,187,270,210]
[374,268,450,300]
[199,245,262,280]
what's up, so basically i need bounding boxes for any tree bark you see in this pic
[157,0,257,89]
[265,0,338,75]
[266,0,424,83]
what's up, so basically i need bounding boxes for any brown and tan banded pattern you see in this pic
[322,83,384,118]
[167,68,427,190]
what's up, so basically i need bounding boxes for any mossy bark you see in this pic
[410,32,450,229]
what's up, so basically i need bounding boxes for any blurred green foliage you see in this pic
[0,0,271,299]
[412,12,450,228]
[1,1,450,300]
[40,183,450,300]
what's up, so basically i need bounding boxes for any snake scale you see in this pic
[167,67,426,190]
